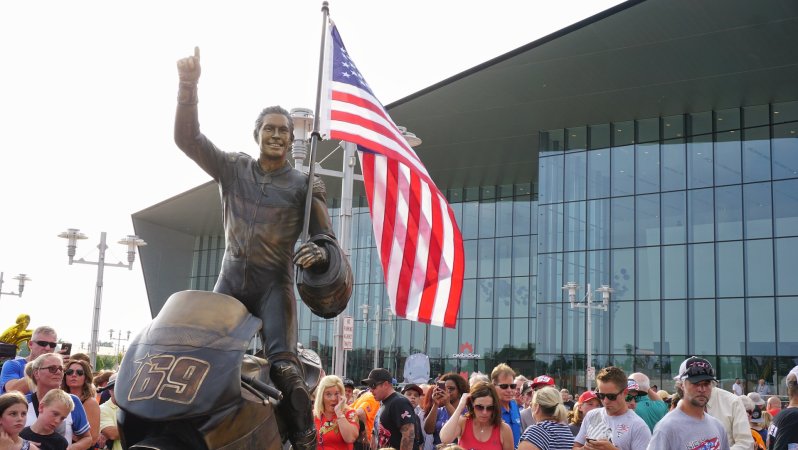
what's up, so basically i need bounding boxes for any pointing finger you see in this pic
[194,46,200,60]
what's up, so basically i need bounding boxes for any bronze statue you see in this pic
[173,47,351,450]
[0,314,33,350]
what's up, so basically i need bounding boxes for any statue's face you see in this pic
[258,113,293,162]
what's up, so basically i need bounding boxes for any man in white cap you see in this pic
[647,357,729,450]
[767,366,798,450]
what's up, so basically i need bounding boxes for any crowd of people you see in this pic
[323,359,798,450]
[0,326,122,450]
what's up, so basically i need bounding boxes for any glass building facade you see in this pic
[538,101,798,394]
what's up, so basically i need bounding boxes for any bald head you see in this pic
[629,372,651,391]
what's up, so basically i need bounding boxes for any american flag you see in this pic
[319,22,464,328]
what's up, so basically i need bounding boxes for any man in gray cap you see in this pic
[362,368,420,450]
[648,357,729,449]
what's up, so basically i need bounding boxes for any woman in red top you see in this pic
[438,380,513,450]
[314,375,359,450]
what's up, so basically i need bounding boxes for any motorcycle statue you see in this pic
[115,290,323,449]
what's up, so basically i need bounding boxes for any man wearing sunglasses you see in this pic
[647,357,730,450]
[0,325,58,394]
[492,363,522,448]
[628,372,668,432]
[574,366,651,449]
[362,368,420,450]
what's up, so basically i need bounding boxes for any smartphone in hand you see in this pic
[59,342,72,356]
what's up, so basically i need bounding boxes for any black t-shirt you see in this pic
[377,392,420,450]
[20,427,69,450]
[768,407,798,450]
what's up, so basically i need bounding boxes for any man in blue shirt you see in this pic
[491,363,521,448]
[0,326,58,394]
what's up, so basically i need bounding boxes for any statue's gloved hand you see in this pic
[177,46,201,83]
[293,241,328,269]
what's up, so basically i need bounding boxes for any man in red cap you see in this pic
[530,375,556,391]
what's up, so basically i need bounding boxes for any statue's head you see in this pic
[16,314,30,327]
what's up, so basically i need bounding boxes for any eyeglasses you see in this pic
[494,383,517,390]
[473,404,495,412]
[65,369,85,376]
[595,389,625,401]
[34,340,57,349]
[38,366,64,374]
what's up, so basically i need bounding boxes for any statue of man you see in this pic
[175,47,347,450]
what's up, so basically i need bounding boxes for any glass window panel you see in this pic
[539,203,563,254]
[688,243,715,298]
[715,185,743,241]
[591,308,611,356]
[494,278,512,318]
[564,201,587,251]
[539,155,564,203]
[689,299,716,355]
[716,242,744,297]
[541,129,565,154]
[774,179,798,237]
[772,122,798,180]
[743,126,771,183]
[529,276,537,315]
[775,237,798,295]
[772,101,798,124]
[496,199,513,237]
[564,252,586,296]
[747,298,776,355]
[661,139,686,192]
[512,236,530,277]
[687,135,713,189]
[512,317,530,351]
[715,108,741,132]
[479,201,496,239]
[714,131,742,186]
[537,253,563,302]
[636,142,660,194]
[662,300,687,355]
[511,277,531,317]
[587,250,611,294]
[369,247,383,283]
[531,200,539,235]
[611,249,634,301]
[464,187,480,202]
[746,240,774,296]
[531,236,538,276]
[744,104,770,128]
[744,182,773,239]
[590,124,611,150]
[636,194,660,246]
[565,151,587,202]
[461,202,479,240]
[495,237,512,278]
[513,197,532,236]
[637,301,661,354]
[637,117,660,143]
[637,247,660,300]
[662,114,685,140]
[587,199,610,250]
[689,111,712,136]
[481,186,496,201]
[464,240,477,279]
[614,121,635,146]
[688,188,714,243]
[718,298,745,355]
[428,323,443,358]
[477,279,494,319]
[662,191,687,245]
[777,297,798,355]
[662,245,687,299]
[611,197,635,248]
[478,238,495,278]
[611,301,635,354]
[493,318,511,353]
[563,304,584,355]
[459,279,476,319]
[537,303,563,354]
[587,148,611,199]
[567,127,587,151]
[612,145,635,197]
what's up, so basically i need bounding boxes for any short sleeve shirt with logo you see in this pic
[377,392,420,450]
[575,407,651,450]
[647,408,729,450]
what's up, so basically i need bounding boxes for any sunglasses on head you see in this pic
[494,383,517,390]
[34,340,57,349]
[65,369,85,376]
[595,388,625,401]
[473,404,495,412]
[39,365,64,374]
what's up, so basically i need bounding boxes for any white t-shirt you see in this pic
[575,407,651,450]
[647,408,730,450]
[732,383,743,396]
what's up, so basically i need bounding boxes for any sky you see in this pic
[0,0,625,353]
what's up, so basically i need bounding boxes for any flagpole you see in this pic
[299,1,330,244]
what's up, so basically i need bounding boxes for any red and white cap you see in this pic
[578,390,598,403]
[531,375,555,389]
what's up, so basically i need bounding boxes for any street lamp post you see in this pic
[360,304,394,370]
[0,272,31,299]
[563,282,613,391]
[288,107,420,376]
[58,228,146,368]
[109,328,131,368]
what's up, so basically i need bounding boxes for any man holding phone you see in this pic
[0,325,58,394]
[574,366,651,450]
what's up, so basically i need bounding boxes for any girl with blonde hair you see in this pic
[517,386,574,450]
[313,375,358,449]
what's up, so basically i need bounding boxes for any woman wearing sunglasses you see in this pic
[518,386,574,450]
[22,354,93,449]
[61,359,100,448]
[439,381,513,450]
